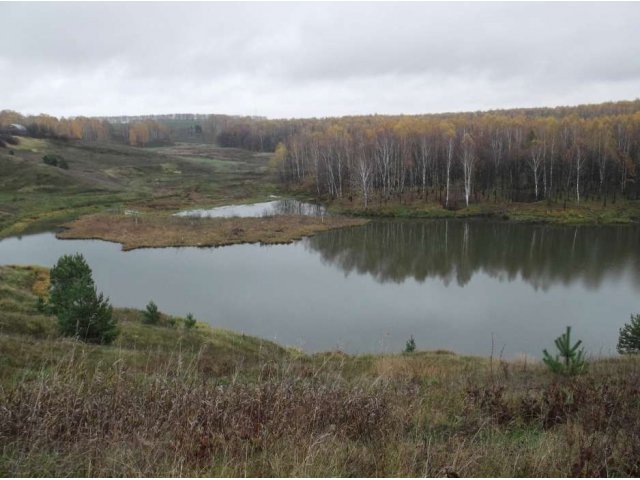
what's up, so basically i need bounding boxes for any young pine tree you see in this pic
[617,314,640,354]
[542,326,587,375]
[404,335,416,353]
[49,253,93,315]
[143,300,161,324]
[49,253,117,344]
[184,312,197,329]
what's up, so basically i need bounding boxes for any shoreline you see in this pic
[324,198,640,225]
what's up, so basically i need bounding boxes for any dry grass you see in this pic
[2,347,640,477]
[2,265,640,476]
[56,213,367,250]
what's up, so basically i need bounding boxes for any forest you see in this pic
[238,101,640,207]
[3,99,640,206]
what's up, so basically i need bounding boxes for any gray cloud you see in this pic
[1,2,639,118]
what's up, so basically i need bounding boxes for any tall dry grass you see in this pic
[2,346,640,477]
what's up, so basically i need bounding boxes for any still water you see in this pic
[175,199,327,218]
[1,220,638,358]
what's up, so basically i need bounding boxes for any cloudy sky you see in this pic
[1,2,639,119]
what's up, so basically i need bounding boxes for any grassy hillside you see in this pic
[1,265,639,477]
[0,139,278,237]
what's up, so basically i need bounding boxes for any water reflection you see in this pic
[306,220,640,291]
[176,199,327,218]
[1,221,639,356]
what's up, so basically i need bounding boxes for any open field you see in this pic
[1,265,640,477]
[0,139,279,238]
[56,212,367,250]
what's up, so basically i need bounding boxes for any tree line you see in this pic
[0,110,172,147]
[264,108,640,206]
[3,100,640,204]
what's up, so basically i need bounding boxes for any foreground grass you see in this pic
[2,264,640,476]
[328,195,640,225]
[56,212,367,250]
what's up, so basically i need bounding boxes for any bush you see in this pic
[184,312,197,329]
[617,314,640,354]
[35,296,49,314]
[542,326,587,375]
[143,300,160,324]
[49,253,117,344]
[42,154,59,167]
[42,154,68,169]
[404,335,416,353]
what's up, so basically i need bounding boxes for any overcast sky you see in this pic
[1,2,639,119]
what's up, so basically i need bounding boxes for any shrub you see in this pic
[166,316,178,328]
[404,335,416,353]
[42,154,59,167]
[49,253,117,344]
[143,300,160,324]
[542,326,587,375]
[42,154,68,169]
[184,312,197,329]
[35,296,49,314]
[617,314,640,354]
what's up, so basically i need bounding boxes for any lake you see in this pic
[1,219,638,358]
[175,198,327,218]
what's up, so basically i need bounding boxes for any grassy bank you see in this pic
[56,212,367,250]
[0,139,279,238]
[1,265,640,476]
[327,196,640,225]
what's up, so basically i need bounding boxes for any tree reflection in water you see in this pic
[305,220,640,291]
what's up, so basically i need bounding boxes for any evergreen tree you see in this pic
[184,312,197,329]
[49,253,93,315]
[143,300,160,324]
[542,326,587,375]
[617,314,640,354]
[49,253,117,344]
[57,281,117,344]
[404,335,416,353]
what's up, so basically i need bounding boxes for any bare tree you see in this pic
[460,132,476,207]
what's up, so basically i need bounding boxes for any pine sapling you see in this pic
[542,326,587,376]
[617,314,640,354]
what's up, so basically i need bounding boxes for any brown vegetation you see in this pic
[1,265,640,476]
[57,213,367,250]
[2,347,640,476]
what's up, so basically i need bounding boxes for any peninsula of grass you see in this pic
[56,212,368,250]
[2,264,640,476]
[327,196,640,225]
